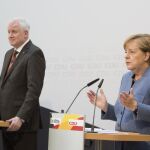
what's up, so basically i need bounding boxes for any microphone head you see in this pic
[87,78,99,87]
[98,79,104,88]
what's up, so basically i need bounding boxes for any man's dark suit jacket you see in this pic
[0,40,46,131]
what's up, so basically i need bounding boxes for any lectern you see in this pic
[85,131,150,150]
[48,113,85,150]
[0,121,10,150]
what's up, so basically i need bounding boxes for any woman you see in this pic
[87,34,150,150]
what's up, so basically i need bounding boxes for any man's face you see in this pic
[8,21,28,48]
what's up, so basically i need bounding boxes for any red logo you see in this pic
[69,121,77,126]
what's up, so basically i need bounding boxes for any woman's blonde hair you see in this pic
[124,34,150,52]
[124,34,150,64]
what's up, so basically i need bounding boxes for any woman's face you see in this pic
[124,40,149,73]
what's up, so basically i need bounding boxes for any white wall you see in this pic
[0,0,150,129]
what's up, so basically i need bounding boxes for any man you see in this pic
[0,18,46,150]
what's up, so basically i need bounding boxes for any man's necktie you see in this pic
[5,50,18,77]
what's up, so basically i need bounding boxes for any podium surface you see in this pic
[0,121,9,150]
[85,131,150,141]
[0,121,9,127]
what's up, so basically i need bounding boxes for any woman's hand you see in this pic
[87,89,108,112]
[119,88,137,111]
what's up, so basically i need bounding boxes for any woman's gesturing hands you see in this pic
[87,89,108,112]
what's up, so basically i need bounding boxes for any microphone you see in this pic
[65,78,99,113]
[87,78,100,87]
[91,79,104,132]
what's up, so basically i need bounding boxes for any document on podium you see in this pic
[85,128,120,134]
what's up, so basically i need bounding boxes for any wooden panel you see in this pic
[0,121,9,127]
[85,132,150,141]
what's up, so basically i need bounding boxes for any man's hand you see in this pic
[6,116,23,131]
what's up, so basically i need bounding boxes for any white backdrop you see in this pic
[0,0,150,129]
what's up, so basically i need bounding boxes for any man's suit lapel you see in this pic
[8,42,30,75]
[1,41,31,86]
[1,49,13,85]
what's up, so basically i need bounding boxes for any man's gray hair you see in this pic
[10,18,30,32]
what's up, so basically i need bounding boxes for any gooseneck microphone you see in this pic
[65,78,99,113]
[91,79,104,132]
[87,78,100,87]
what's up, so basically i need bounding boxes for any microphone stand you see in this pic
[91,79,104,132]
[65,78,100,113]
[65,85,87,113]
[91,87,99,132]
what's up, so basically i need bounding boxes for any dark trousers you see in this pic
[2,131,37,150]
[115,141,150,150]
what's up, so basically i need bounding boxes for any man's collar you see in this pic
[15,39,30,53]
